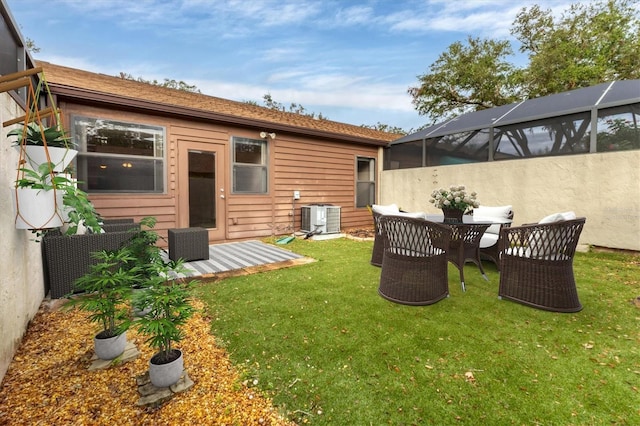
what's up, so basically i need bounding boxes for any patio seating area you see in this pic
[371,204,587,311]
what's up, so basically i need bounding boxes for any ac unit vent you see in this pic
[301,205,341,234]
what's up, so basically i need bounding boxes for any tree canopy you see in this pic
[409,0,640,124]
[117,72,201,93]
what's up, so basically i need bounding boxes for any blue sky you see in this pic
[6,0,576,131]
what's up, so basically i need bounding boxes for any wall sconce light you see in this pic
[122,162,133,168]
[99,164,107,169]
[259,131,276,139]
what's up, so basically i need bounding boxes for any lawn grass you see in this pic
[195,238,640,425]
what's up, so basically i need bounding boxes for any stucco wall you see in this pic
[380,151,640,251]
[0,92,46,382]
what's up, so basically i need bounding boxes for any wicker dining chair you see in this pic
[498,217,586,312]
[370,209,385,266]
[473,206,514,270]
[446,223,491,292]
[370,205,425,267]
[378,215,452,305]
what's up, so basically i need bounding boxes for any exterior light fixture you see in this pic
[259,131,276,139]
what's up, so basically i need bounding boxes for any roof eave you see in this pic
[47,83,390,147]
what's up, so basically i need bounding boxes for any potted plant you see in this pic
[68,248,140,360]
[59,182,103,235]
[429,185,480,223]
[12,161,68,230]
[8,122,78,172]
[134,271,195,387]
[131,221,197,387]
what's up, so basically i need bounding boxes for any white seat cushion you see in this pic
[479,233,498,249]
[396,211,426,219]
[474,205,512,234]
[372,203,400,215]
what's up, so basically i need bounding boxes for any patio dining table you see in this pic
[423,214,513,291]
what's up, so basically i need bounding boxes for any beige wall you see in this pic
[380,151,640,251]
[0,92,46,382]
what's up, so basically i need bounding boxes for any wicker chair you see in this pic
[446,223,491,292]
[378,215,452,305]
[42,223,141,298]
[473,206,514,270]
[370,206,425,267]
[498,217,586,312]
[370,209,385,266]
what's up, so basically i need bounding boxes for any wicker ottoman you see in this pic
[168,227,209,261]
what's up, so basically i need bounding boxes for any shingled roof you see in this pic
[39,62,398,146]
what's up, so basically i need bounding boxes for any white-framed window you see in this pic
[72,116,165,193]
[356,157,376,207]
[232,137,268,194]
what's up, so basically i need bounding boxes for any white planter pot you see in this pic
[12,187,63,229]
[149,349,184,387]
[94,331,127,360]
[17,146,78,173]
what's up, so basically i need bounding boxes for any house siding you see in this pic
[56,100,381,244]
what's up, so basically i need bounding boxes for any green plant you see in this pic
[60,184,103,235]
[7,122,76,149]
[68,248,140,338]
[121,216,163,287]
[134,271,196,364]
[125,216,197,363]
[14,162,69,190]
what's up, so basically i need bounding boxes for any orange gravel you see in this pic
[0,299,296,426]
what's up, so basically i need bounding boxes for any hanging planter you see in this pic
[19,145,78,173]
[8,123,78,173]
[12,162,69,230]
[12,187,63,229]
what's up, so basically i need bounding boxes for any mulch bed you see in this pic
[0,299,295,425]
[345,227,375,239]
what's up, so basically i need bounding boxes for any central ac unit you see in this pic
[301,205,341,234]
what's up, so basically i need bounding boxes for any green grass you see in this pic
[195,238,640,425]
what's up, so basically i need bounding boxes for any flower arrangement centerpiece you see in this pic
[429,185,480,223]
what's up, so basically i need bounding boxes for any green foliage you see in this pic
[134,273,196,363]
[116,72,201,93]
[410,0,640,123]
[360,122,409,135]
[409,36,521,121]
[196,238,639,425]
[125,216,198,362]
[260,93,329,120]
[7,123,76,149]
[14,162,69,190]
[121,216,163,287]
[513,0,640,97]
[68,249,140,338]
[60,184,103,235]
[596,117,640,151]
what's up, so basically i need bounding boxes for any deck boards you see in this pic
[169,240,304,278]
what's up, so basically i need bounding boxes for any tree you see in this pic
[258,93,329,120]
[360,122,408,135]
[409,0,640,123]
[117,72,201,93]
[408,37,522,121]
[25,37,40,53]
[512,0,640,96]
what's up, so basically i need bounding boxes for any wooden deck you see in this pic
[169,240,308,278]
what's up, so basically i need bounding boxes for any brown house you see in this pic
[39,62,398,243]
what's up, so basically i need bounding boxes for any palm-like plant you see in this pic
[8,123,76,149]
[70,249,140,338]
[134,269,195,363]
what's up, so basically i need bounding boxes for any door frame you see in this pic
[177,140,227,241]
